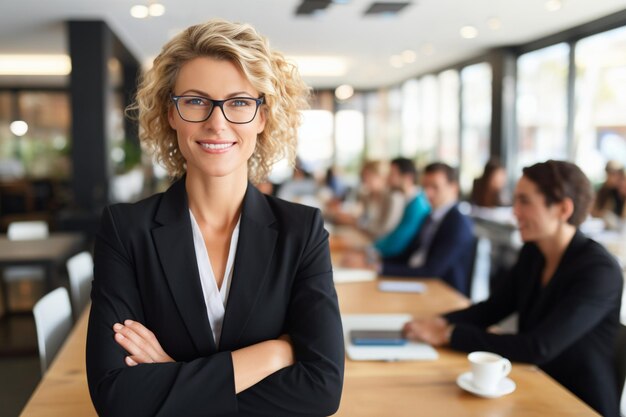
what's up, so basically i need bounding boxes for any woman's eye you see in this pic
[230,99,251,107]
[185,97,208,106]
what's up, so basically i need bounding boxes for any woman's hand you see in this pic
[402,316,452,347]
[113,320,174,366]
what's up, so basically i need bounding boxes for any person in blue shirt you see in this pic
[373,158,430,257]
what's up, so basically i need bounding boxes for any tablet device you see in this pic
[350,329,407,346]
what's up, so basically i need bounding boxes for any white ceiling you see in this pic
[1,0,626,89]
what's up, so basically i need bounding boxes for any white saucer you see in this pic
[456,372,516,398]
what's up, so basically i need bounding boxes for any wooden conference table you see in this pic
[20,277,598,417]
[0,232,85,317]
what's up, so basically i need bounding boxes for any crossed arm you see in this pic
[113,320,294,393]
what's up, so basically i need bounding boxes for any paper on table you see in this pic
[378,280,426,293]
[342,314,438,361]
[333,267,377,283]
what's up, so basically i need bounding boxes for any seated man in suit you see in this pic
[381,163,475,295]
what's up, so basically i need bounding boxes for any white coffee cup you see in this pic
[467,351,512,393]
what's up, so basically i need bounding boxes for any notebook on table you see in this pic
[341,314,438,361]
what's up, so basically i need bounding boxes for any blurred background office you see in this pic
[2,0,626,415]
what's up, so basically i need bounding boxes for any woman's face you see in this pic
[168,57,266,180]
[513,176,567,243]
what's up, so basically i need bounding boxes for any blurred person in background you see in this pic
[470,157,510,207]
[404,160,622,417]
[373,157,430,258]
[380,163,474,295]
[592,160,625,229]
[329,160,404,239]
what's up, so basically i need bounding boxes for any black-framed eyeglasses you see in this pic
[170,94,264,124]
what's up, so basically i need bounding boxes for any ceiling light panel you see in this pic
[364,2,412,16]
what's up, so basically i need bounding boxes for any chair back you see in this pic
[7,221,49,241]
[33,287,73,375]
[66,251,93,316]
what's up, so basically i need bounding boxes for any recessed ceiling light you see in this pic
[0,54,71,75]
[487,17,501,30]
[421,43,435,56]
[401,50,417,63]
[130,5,149,18]
[460,25,478,39]
[148,3,165,16]
[390,55,404,68]
[545,0,562,11]
[335,84,354,100]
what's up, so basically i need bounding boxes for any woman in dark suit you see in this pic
[403,160,622,416]
[86,19,344,417]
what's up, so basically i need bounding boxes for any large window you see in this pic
[401,79,420,158]
[516,43,569,174]
[437,70,460,166]
[298,109,334,173]
[364,90,389,160]
[335,93,365,175]
[417,75,438,168]
[460,63,492,193]
[574,26,626,184]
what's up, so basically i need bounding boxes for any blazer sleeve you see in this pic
[381,211,473,280]
[87,206,239,417]
[443,249,521,327]
[236,208,345,416]
[446,250,623,365]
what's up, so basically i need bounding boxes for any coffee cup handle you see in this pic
[501,358,512,377]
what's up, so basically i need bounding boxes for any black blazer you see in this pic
[382,205,475,296]
[445,231,622,417]
[86,178,345,417]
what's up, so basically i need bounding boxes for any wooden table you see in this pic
[0,232,86,288]
[333,279,599,417]
[20,279,599,416]
[20,306,96,417]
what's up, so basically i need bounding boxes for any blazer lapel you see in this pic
[152,177,217,354]
[219,184,278,350]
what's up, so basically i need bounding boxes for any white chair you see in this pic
[33,287,73,375]
[2,221,49,312]
[66,251,93,317]
[7,220,49,241]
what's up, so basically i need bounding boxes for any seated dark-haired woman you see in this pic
[403,160,622,417]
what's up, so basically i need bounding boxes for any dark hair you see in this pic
[522,160,593,227]
[481,158,503,181]
[424,162,458,184]
[391,158,417,183]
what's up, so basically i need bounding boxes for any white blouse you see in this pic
[189,210,241,348]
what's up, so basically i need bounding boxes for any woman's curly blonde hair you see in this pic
[129,19,310,183]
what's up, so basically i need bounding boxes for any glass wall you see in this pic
[516,43,569,175]
[335,93,365,175]
[437,70,460,166]
[460,63,492,193]
[574,26,626,184]
[401,79,420,158]
[417,75,438,169]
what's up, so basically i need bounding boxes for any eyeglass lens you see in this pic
[176,96,259,123]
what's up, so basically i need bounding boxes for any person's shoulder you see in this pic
[580,234,622,270]
[104,191,164,228]
[265,193,321,224]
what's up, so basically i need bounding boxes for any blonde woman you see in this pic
[86,19,344,416]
